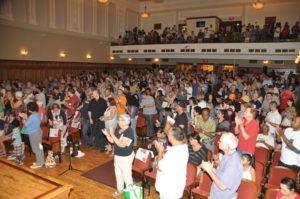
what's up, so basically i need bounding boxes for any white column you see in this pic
[0,0,13,20]
[28,0,37,25]
[66,0,84,32]
[49,0,56,28]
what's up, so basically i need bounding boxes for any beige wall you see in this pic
[186,17,220,34]
[0,25,110,62]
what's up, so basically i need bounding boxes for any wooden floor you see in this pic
[0,144,160,199]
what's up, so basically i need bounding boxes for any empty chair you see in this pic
[144,166,158,195]
[265,188,280,199]
[254,147,270,167]
[237,180,259,199]
[270,151,281,168]
[41,125,62,162]
[184,163,197,197]
[265,166,297,189]
[132,150,152,180]
[255,161,265,187]
[191,171,213,198]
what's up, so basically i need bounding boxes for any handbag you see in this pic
[123,184,143,199]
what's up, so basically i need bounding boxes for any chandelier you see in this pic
[98,0,108,4]
[141,5,150,19]
[252,0,264,9]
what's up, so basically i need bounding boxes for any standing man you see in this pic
[140,91,157,138]
[265,101,282,138]
[201,133,243,199]
[174,101,189,136]
[276,116,300,173]
[235,105,259,155]
[155,127,189,199]
[88,89,107,152]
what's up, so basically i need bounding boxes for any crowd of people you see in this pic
[0,67,299,198]
[117,21,300,45]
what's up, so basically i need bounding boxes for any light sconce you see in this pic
[59,51,66,58]
[20,49,28,56]
[98,0,108,4]
[86,53,92,59]
[110,56,115,60]
[128,58,132,61]
[154,58,160,62]
[262,60,269,64]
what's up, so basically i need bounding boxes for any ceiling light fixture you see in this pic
[252,0,264,9]
[98,0,108,4]
[141,5,150,19]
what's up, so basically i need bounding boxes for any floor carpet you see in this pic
[81,159,116,188]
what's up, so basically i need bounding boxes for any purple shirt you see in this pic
[210,150,242,199]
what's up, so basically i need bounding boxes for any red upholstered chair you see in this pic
[144,166,158,196]
[191,171,212,199]
[265,166,297,189]
[132,150,152,180]
[237,180,259,199]
[184,163,197,198]
[207,149,212,161]
[255,161,265,187]
[270,151,281,168]
[153,114,160,125]
[41,126,62,162]
[254,147,270,168]
[136,112,147,144]
[265,188,280,199]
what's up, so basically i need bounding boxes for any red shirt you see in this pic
[66,95,80,117]
[237,119,259,154]
[276,191,300,199]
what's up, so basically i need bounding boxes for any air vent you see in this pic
[261,49,267,53]
[145,58,151,62]
[235,49,241,52]
[274,60,284,64]
[162,59,169,62]
[224,49,229,52]
[201,49,207,52]
[249,60,258,64]
[249,49,254,53]
[275,49,281,53]
[289,49,295,52]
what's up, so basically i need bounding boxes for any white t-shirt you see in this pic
[256,134,275,149]
[280,128,300,167]
[265,110,282,138]
[155,144,189,198]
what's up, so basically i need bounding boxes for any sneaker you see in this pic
[30,164,43,169]
[16,160,24,165]
[112,191,123,197]
[75,151,85,158]
[7,156,16,161]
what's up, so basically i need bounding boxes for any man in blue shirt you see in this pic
[201,132,242,199]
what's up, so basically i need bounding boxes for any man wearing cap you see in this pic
[174,101,189,136]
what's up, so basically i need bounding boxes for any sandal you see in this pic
[112,191,123,197]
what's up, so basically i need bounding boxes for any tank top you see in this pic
[104,106,118,128]
[242,166,252,181]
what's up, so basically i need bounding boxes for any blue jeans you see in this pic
[130,117,137,145]
[82,118,92,146]
[144,114,154,137]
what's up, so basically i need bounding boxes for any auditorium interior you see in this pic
[0,0,299,199]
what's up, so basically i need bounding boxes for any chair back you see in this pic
[136,112,146,127]
[199,171,213,194]
[153,114,160,125]
[207,149,212,161]
[270,151,281,168]
[133,151,152,171]
[254,147,270,167]
[186,163,197,188]
[237,180,259,199]
[265,166,297,189]
[255,161,265,187]
[41,126,49,140]
[265,188,280,199]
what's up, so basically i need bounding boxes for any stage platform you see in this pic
[0,159,73,199]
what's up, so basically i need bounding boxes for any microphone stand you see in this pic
[59,135,83,176]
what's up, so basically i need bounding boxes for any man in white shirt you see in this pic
[277,116,300,173]
[265,101,282,138]
[155,127,189,199]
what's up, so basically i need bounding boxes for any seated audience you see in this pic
[276,177,300,199]
[256,124,275,150]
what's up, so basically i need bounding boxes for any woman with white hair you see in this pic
[10,91,24,117]
[102,114,135,197]
[201,132,243,199]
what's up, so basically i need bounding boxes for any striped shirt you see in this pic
[188,145,208,166]
[12,127,22,146]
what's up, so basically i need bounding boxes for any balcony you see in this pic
[110,42,300,61]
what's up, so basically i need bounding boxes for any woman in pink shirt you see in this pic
[276,177,300,199]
